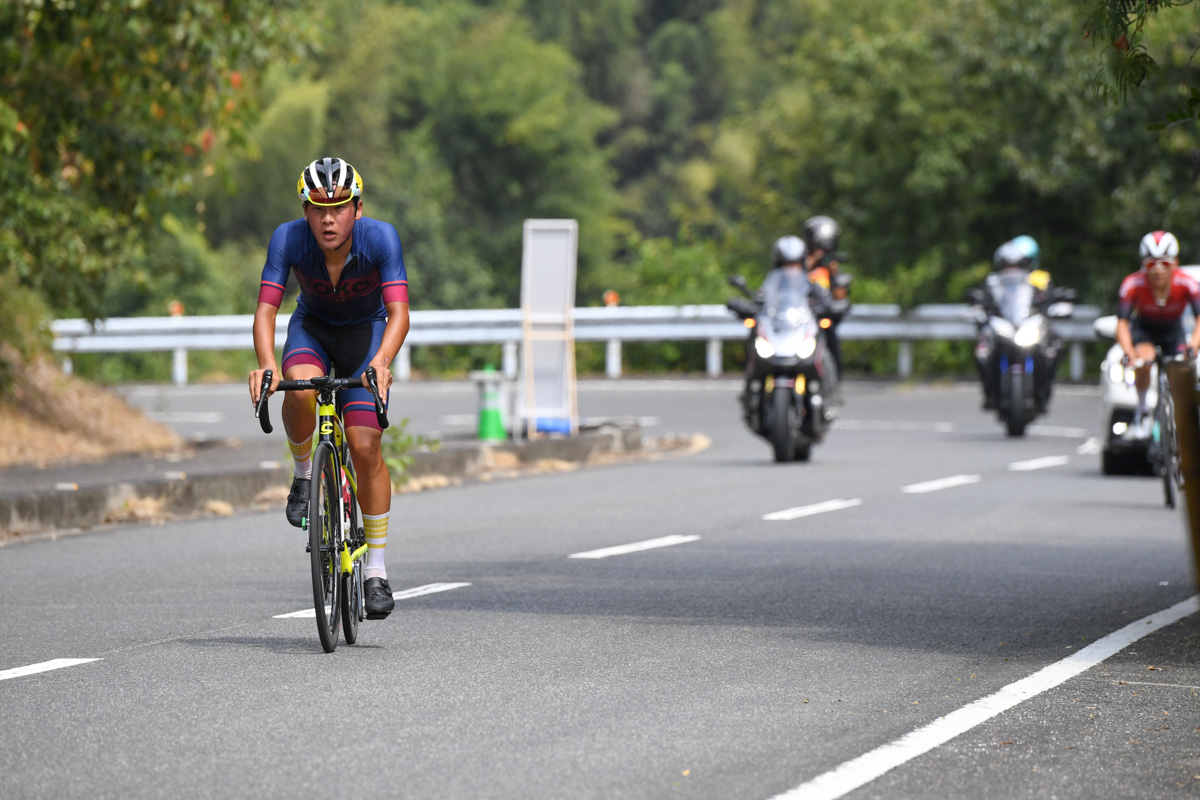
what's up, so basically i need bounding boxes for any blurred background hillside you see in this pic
[4,0,1199,381]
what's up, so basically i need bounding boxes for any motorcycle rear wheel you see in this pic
[771,386,794,463]
[1005,372,1028,437]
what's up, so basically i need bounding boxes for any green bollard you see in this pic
[476,365,507,442]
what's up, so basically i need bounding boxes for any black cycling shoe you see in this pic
[364,577,395,619]
[285,476,310,528]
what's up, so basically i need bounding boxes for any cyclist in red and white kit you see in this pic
[1116,231,1200,437]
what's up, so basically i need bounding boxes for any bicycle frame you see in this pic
[312,391,366,577]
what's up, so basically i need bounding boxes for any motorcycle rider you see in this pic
[1010,235,1054,296]
[1116,230,1200,438]
[971,241,1058,410]
[801,216,851,371]
[740,235,836,430]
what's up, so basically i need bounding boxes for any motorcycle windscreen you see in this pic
[989,271,1035,323]
[760,269,818,357]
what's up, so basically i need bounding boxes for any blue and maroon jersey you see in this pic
[257,217,409,325]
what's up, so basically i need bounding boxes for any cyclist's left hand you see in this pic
[367,357,392,401]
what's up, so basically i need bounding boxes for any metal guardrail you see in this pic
[51,303,1102,385]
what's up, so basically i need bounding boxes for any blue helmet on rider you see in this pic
[993,241,1031,272]
[770,235,808,267]
[1010,235,1039,268]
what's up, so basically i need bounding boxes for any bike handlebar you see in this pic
[254,367,390,434]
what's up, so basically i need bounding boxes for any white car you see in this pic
[1094,265,1200,475]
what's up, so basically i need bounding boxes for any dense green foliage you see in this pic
[5,0,1200,382]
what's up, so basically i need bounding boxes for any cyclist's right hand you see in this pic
[249,367,280,406]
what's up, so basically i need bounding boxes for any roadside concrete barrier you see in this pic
[0,422,642,541]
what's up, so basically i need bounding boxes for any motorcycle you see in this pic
[966,275,1075,436]
[727,271,838,462]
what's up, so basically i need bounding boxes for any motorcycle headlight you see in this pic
[798,336,817,359]
[990,318,1015,340]
[1106,362,1125,385]
[755,337,775,358]
[1013,319,1042,347]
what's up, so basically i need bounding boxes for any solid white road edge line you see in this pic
[0,658,101,682]
[763,499,863,522]
[901,475,981,494]
[771,594,1200,800]
[273,582,471,619]
[1008,455,1071,472]
[569,535,700,559]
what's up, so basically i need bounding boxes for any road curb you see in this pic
[0,422,642,540]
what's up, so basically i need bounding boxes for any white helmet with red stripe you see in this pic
[1139,230,1179,260]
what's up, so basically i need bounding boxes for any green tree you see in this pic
[201,2,618,312]
[0,1,308,331]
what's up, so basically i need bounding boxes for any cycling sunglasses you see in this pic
[1144,258,1175,271]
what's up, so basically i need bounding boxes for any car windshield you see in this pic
[761,269,812,327]
[990,271,1035,322]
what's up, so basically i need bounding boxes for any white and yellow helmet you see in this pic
[297,157,363,206]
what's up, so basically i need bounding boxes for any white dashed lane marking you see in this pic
[0,658,101,682]
[901,475,981,494]
[273,582,471,619]
[1008,455,1071,472]
[763,499,863,522]
[569,535,700,560]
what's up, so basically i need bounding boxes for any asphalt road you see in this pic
[3,378,1198,799]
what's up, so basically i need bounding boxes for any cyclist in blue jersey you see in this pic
[248,157,410,620]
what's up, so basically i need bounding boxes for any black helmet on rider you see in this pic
[770,235,808,267]
[802,216,841,254]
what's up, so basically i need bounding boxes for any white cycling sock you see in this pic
[288,435,312,479]
[1136,389,1149,418]
[363,511,390,581]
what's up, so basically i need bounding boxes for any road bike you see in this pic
[254,367,389,652]
[1136,351,1192,509]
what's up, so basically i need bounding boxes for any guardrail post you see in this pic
[1168,364,1200,588]
[1069,343,1084,382]
[503,341,518,380]
[606,339,622,379]
[62,357,73,376]
[171,348,188,385]
[706,338,722,377]
[897,341,913,379]
[396,344,411,381]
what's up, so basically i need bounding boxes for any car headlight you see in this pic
[1013,320,1042,347]
[798,336,816,359]
[755,337,775,358]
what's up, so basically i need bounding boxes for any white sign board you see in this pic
[519,219,578,436]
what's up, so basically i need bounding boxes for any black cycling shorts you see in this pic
[1130,317,1188,356]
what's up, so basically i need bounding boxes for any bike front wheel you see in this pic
[1159,385,1180,509]
[309,442,342,652]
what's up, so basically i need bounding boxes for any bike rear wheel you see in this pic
[309,442,342,653]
